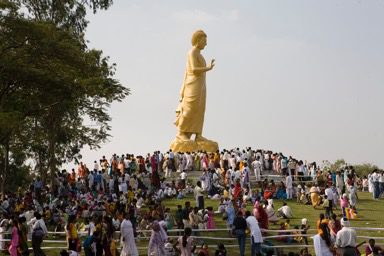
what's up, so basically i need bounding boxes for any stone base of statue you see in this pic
[170,138,219,153]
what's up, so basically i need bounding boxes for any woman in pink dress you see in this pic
[8,218,19,256]
[206,207,215,229]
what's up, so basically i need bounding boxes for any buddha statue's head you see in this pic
[191,30,207,49]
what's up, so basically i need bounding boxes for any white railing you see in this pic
[0,226,382,251]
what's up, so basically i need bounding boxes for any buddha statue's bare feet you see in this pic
[195,134,209,142]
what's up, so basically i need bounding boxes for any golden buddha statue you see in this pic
[170,30,219,153]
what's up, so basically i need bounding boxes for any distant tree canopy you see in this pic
[323,159,379,177]
[0,0,129,193]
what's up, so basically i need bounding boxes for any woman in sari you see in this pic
[8,218,19,256]
[232,179,242,205]
[201,154,208,171]
[225,200,235,234]
[253,201,269,230]
[18,217,29,256]
[194,154,201,171]
[148,221,168,256]
[66,215,80,254]
[310,185,321,208]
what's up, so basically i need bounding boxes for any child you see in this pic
[284,219,293,243]
[300,218,310,254]
[293,225,303,243]
[340,194,349,219]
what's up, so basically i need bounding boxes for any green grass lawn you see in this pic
[156,191,384,256]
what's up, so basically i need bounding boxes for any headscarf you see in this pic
[148,220,168,256]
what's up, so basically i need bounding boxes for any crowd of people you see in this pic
[0,147,382,256]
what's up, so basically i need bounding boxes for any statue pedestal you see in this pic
[170,139,219,153]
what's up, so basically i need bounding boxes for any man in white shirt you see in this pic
[185,152,193,171]
[168,150,174,160]
[124,156,130,172]
[335,218,357,256]
[285,174,293,200]
[252,156,263,182]
[245,210,263,256]
[372,170,380,200]
[277,202,293,219]
[31,212,48,256]
[324,184,334,217]
[194,181,204,210]
[180,170,187,188]
[88,171,94,190]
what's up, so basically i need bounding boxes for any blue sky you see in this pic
[75,0,384,168]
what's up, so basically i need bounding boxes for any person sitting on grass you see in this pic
[265,199,278,224]
[277,202,293,219]
[275,182,287,200]
[365,238,383,256]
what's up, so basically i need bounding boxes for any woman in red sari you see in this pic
[232,179,242,201]
[253,201,269,230]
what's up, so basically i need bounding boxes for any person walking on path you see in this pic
[245,210,263,256]
[232,211,247,256]
[120,212,138,256]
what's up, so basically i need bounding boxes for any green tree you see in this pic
[353,163,379,177]
[0,0,129,190]
[15,0,113,37]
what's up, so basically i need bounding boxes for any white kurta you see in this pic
[120,219,138,256]
[313,234,333,256]
[246,216,263,243]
